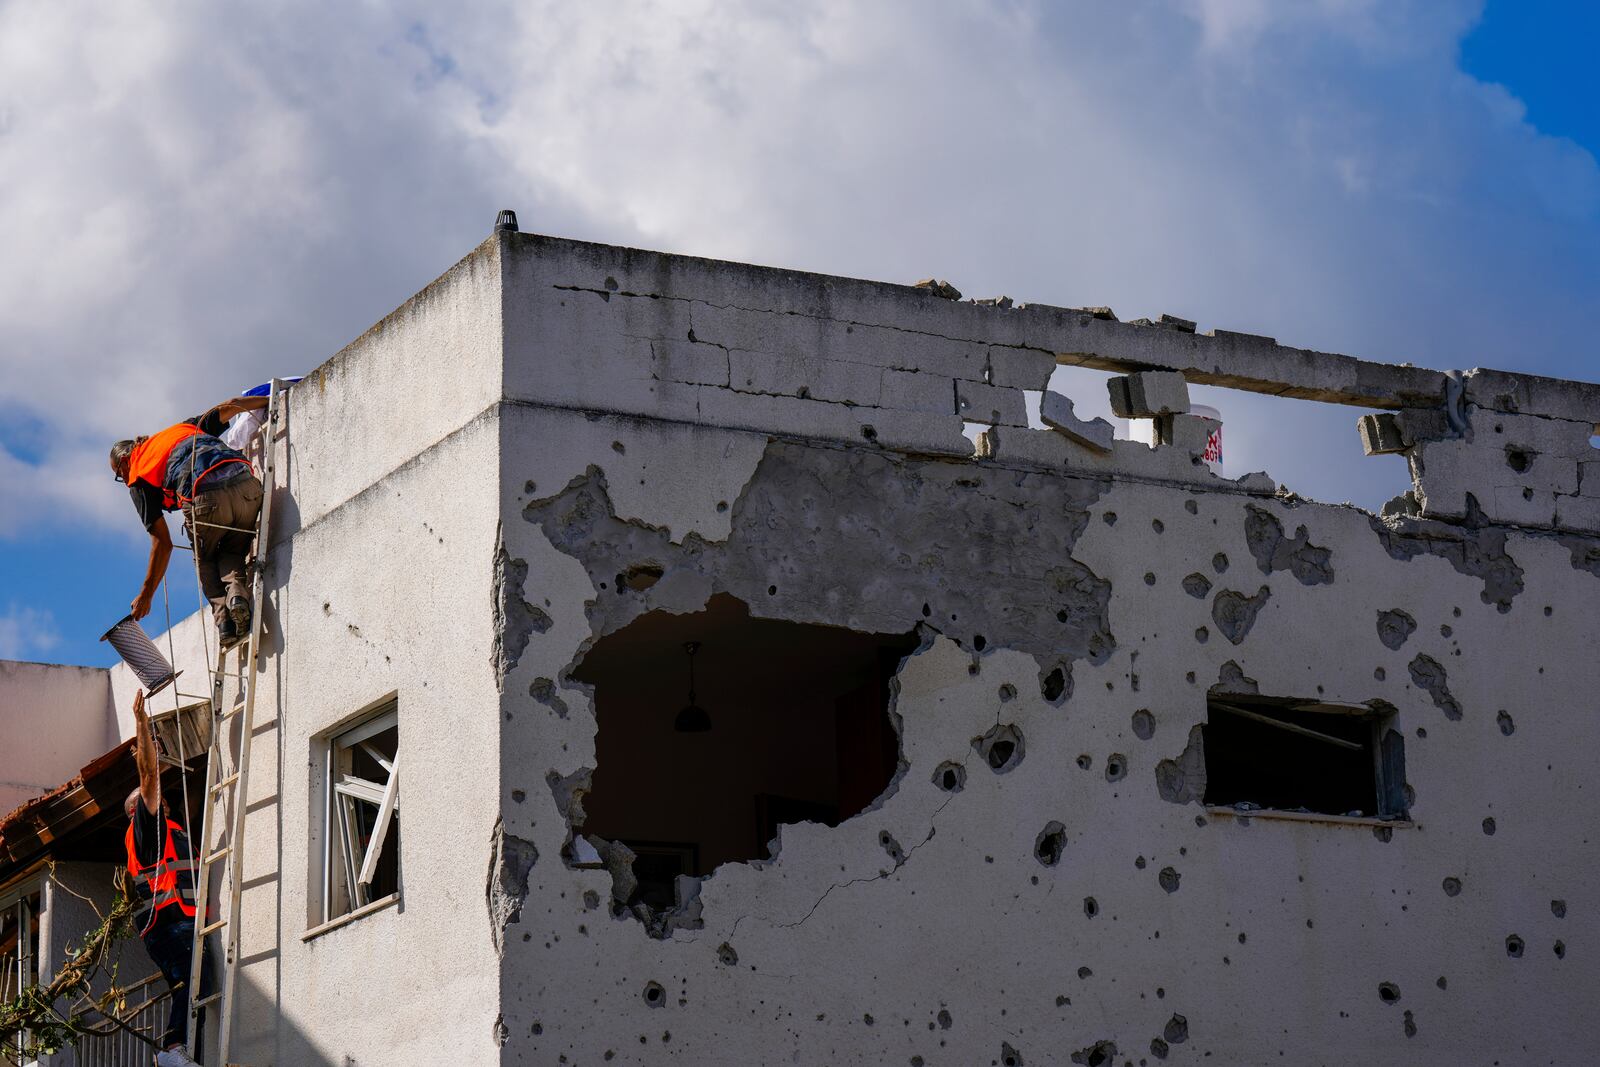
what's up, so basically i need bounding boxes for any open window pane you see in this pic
[325,705,400,921]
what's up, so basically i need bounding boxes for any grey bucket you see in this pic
[100,615,177,695]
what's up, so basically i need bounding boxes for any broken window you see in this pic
[1202,696,1405,818]
[322,704,400,923]
[0,882,40,1058]
[571,594,918,919]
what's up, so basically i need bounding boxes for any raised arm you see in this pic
[211,394,271,423]
[131,691,162,816]
[131,519,173,621]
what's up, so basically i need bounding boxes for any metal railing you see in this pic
[73,973,169,1067]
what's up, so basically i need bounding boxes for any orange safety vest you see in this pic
[125,815,198,935]
[127,422,250,509]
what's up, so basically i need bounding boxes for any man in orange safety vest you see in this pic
[109,395,269,646]
[126,690,208,1066]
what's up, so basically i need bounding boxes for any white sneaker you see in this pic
[156,1046,202,1066]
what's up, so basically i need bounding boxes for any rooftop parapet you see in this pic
[498,231,1600,535]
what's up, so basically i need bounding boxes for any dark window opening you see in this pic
[572,594,919,910]
[1202,696,1405,819]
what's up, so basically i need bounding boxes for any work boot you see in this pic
[156,1045,202,1066]
[218,615,239,649]
[228,596,252,638]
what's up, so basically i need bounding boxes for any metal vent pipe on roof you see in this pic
[495,209,519,234]
[100,615,178,695]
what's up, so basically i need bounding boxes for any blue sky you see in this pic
[1,0,1596,669]
[1460,2,1599,161]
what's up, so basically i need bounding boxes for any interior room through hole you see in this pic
[572,594,921,900]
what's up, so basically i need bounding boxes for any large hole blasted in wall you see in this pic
[518,442,1117,936]
[565,594,920,936]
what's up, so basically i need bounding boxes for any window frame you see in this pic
[320,704,400,927]
[1201,696,1406,822]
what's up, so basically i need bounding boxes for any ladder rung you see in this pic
[203,845,232,865]
[211,772,240,793]
[200,917,228,937]
[193,991,223,1008]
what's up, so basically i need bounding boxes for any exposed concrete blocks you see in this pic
[651,337,729,387]
[1491,486,1559,528]
[1462,367,1600,430]
[957,379,1027,426]
[881,368,957,416]
[1039,391,1114,453]
[977,424,1274,495]
[1556,494,1600,532]
[988,346,1056,390]
[1127,313,1197,333]
[694,383,970,456]
[1581,460,1600,495]
[1158,413,1214,454]
[863,412,979,457]
[912,277,962,300]
[508,231,1486,414]
[1405,406,1599,530]
[1358,413,1407,456]
[678,299,797,356]
[504,234,1600,541]
[727,349,882,405]
[1108,372,1190,418]
[586,374,705,425]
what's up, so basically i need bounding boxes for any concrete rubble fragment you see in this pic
[1359,412,1408,456]
[1039,390,1115,453]
[912,278,962,300]
[1107,370,1191,418]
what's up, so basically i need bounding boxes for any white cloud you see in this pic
[0,603,60,661]
[1,0,1595,524]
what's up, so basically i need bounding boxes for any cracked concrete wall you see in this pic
[1382,404,1600,533]
[492,236,1600,1065]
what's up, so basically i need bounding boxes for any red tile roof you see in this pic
[0,739,137,878]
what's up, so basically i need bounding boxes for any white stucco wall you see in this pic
[236,411,504,1066]
[0,660,114,814]
[103,237,509,1066]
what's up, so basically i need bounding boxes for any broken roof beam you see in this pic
[1459,368,1600,430]
[1023,308,1448,410]
[1021,308,1600,428]
[502,234,1600,426]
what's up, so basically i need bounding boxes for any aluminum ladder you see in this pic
[184,379,286,1065]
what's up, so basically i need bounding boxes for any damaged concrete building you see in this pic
[2,225,1597,1065]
